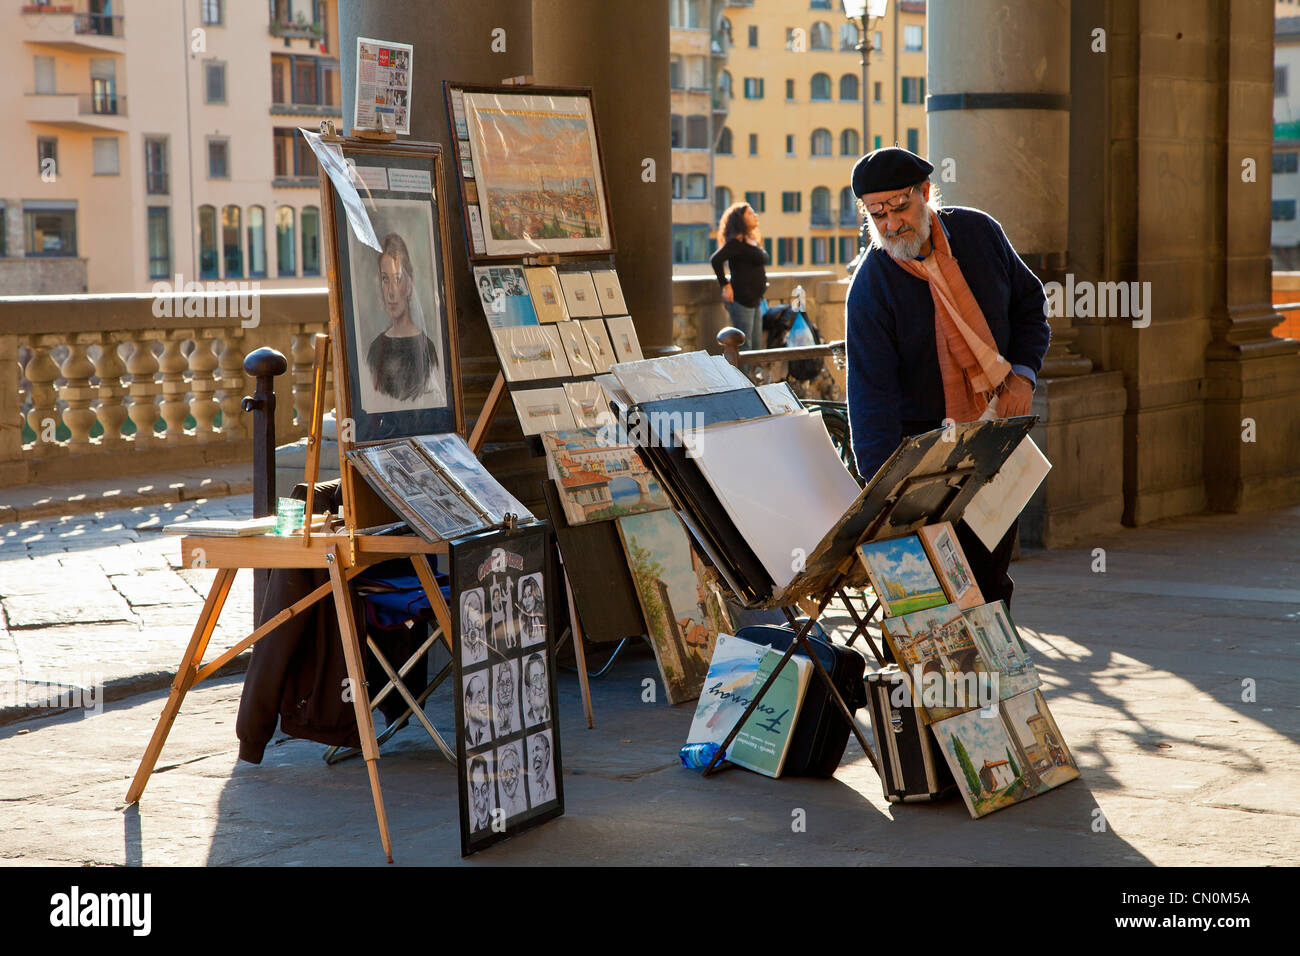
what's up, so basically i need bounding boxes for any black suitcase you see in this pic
[734,622,868,778]
[865,665,956,803]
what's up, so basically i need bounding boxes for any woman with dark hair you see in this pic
[367,232,441,403]
[710,202,768,350]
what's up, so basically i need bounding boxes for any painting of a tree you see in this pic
[1005,747,1020,780]
[625,535,668,641]
[952,734,981,796]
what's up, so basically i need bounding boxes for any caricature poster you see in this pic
[451,525,563,855]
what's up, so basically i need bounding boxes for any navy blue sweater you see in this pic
[845,206,1051,481]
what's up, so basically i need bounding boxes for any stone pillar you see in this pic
[531,0,674,356]
[1204,0,1300,511]
[928,0,1125,546]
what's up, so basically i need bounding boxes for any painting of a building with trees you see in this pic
[935,708,1040,818]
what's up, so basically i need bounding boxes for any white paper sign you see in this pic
[388,168,432,193]
[355,36,413,135]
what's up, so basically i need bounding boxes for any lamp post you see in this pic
[843,0,889,264]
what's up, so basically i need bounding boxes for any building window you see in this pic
[763,237,772,261]
[748,133,758,156]
[247,205,267,278]
[1273,199,1297,221]
[669,0,702,29]
[715,186,732,219]
[785,134,795,156]
[717,127,733,155]
[145,137,169,194]
[809,21,832,50]
[301,206,320,275]
[904,24,923,52]
[222,204,242,278]
[777,238,793,265]
[745,191,766,213]
[202,0,223,26]
[686,174,708,199]
[686,115,709,149]
[198,205,218,279]
[90,58,118,114]
[671,173,683,199]
[748,25,758,47]
[811,237,830,265]
[782,191,802,213]
[23,205,77,257]
[907,127,920,152]
[840,74,859,101]
[743,77,764,99]
[272,56,287,104]
[840,129,860,156]
[810,187,831,226]
[92,137,120,176]
[839,22,859,51]
[839,235,857,264]
[718,70,732,102]
[873,80,883,103]
[34,55,56,95]
[205,61,227,104]
[1277,66,1288,97]
[901,76,925,104]
[685,55,707,90]
[0,206,5,258]
[37,137,57,177]
[275,206,296,276]
[670,114,683,149]
[669,54,683,90]
[147,207,171,280]
[673,224,710,264]
[810,0,832,8]
[811,73,831,101]
[873,30,883,53]
[839,186,858,225]
[873,134,882,149]
[294,131,318,178]
[786,78,796,100]
[208,138,230,179]
[1274,152,1299,174]
[811,128,832,156]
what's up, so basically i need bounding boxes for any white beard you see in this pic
[869,210,932,261]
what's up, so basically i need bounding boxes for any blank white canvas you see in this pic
[680,411,861,590]
[964,435,1051,551]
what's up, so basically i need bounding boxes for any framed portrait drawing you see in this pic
[444,82,616,262]
[320,138,463,446]
[450,524,563,856]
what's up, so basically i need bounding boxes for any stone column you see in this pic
[531,0,674,356]
[1205,0,1300,511]
[928,0,1125,546]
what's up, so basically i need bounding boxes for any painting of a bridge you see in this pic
[542,428,669,525]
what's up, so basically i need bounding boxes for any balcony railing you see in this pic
[269,19,322,40]
[81,92,125,116]
[146,172,169,195]
[74,12,123,37]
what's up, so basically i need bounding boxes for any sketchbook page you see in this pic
[414,432,535,524]
[612,350,735,404]
[964,434,1051,551]
[563,380,612,430]
[679,411,861,590]
[558,271,602,318]
[491,324,572,382]
[757,382,803,415]
[578,318,617,374]
[511,386,580,436]
[555,321,596,377]
[604,315,643,362]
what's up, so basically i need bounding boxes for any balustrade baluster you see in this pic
[217,334,247,442]
[24,340,61,457]
[188,333,220,439]
[60,337,99,450]
[127,335,161,450]
[157,335,192,444]
[94,336,128,448]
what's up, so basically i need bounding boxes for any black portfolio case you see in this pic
[865,665,956,803]
[735,623,868,778]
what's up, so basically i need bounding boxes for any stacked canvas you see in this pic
[856,523,1079,818]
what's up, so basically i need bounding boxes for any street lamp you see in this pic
[843,0,888,265]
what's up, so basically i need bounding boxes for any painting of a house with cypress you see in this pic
[856,534,948,617]
[933,708,1040,818]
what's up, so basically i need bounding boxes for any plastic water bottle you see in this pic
[679,741,723,771]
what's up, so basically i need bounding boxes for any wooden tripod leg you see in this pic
[327,547,393,863]
[126,567,236,803]
[563,570,594,729]
[468,372,506,456]
[410,554,454,655]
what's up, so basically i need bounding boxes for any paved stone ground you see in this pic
[0,500,1296,866]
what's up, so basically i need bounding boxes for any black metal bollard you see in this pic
[241,347,287,625]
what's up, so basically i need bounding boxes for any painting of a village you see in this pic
[857,534,948,616]
[542,429,670,525]
[882,603,989,722]
[617,510,720,705]
[934,708,1040,818]
[464,93,611,257]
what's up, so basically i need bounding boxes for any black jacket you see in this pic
[710,238,769,308]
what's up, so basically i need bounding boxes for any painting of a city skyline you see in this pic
[463,90,612,258]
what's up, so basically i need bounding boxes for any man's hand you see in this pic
[721,282,735,304]
[997,373,1034,417]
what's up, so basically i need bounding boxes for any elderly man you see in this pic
[845,147,1051,607]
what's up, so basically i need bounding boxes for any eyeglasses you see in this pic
[862,185,917,219]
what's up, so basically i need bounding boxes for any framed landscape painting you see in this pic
[444,83,615,261]
[856,533,948,617]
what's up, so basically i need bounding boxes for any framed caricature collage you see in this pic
[450,524,564,856]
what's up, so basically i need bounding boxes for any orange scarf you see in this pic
[895,209,1010,423]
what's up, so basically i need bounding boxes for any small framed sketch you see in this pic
[320,138,464,446]
[443,82,615,262]
[472,265,539,328]
[559,271,602,318]
[511,386,580,435]
[555,321,596,377]
[591,270,627,315]
[918,521,983,609]
[451,524,563,855]
[490,325,571,382]
[579,318,617,373]
[524,266,571,324]
[856,533,948,617]
[563,380,611,429]
[604,315,643,362]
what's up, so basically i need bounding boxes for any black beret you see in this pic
[852,146,934,198]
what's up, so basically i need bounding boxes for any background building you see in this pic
[1274,13,1300,267]
[672,0,927,275]
[1,0,340,295]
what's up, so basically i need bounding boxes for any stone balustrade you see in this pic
[0,288,330,488]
